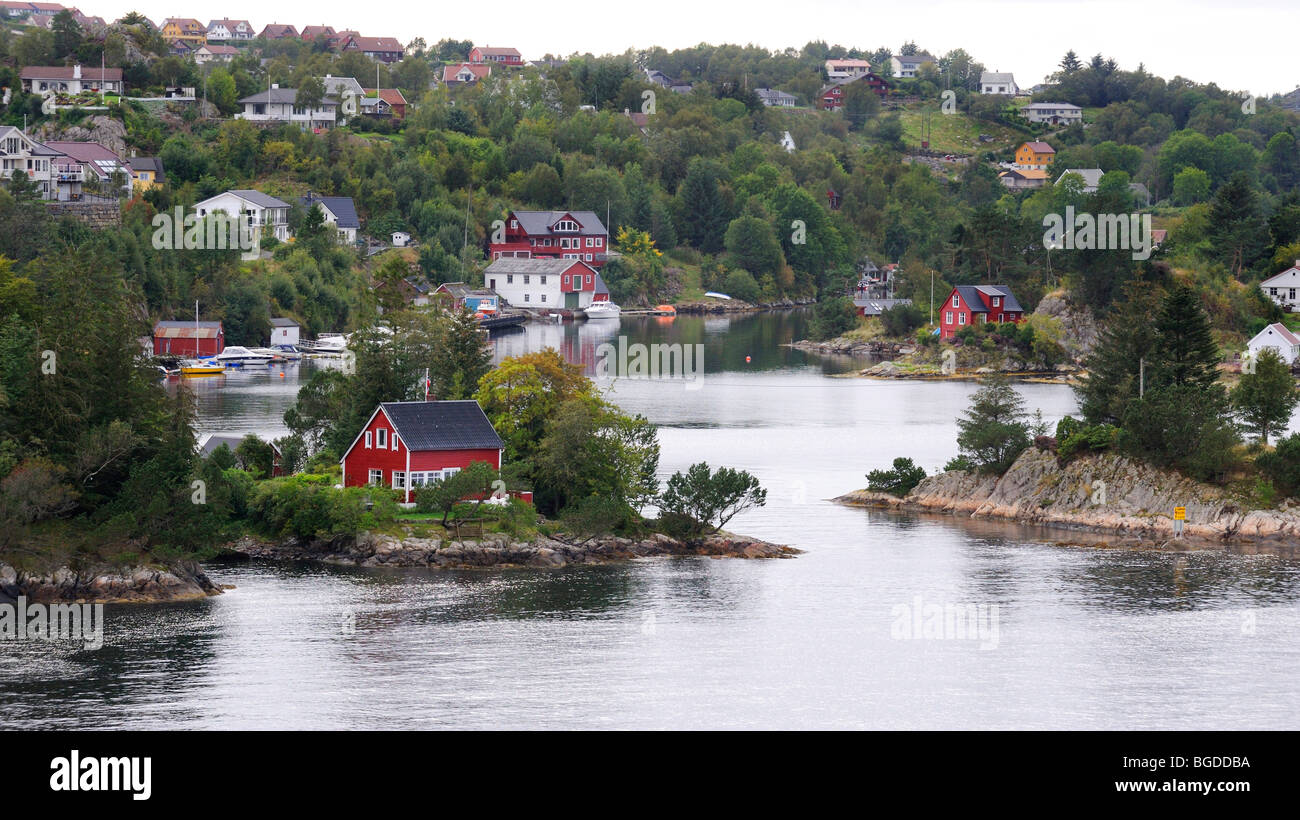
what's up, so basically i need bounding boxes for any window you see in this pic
[541,294,547,302]
[586,275,593,284]
[952,294,959,308]
[540,276,547,285]
[992,296,1000,307]
[365,431,372,448]
[489,279,496,289]
[560,238,571,249]
[376,428,387,448]
[595,237,603,247]
[524,293,530,302]
[586,237,594,247]
[586,254,593,261]
[523,275,530,284]
[555,219,579,231]
[563,275,570,286]
[393,471,406,489]
[945,311,953,324]
[506,274,514,284]
[391,434,398,451]
[510,219,518,228]
[958,314,966,325]
[368,469,383,485]
[409,473,426,487]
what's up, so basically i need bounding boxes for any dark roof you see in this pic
[853,297,912,316]
[593,272,610,296]
[298,194,359,228]
[238,87,339,106]
[200,434,281,458]
[269,317,298,327]
[127,156,165,181]
[510,210,607,236]
[20,65,123,81]
[380,401,503,452]
[953,285,1023,314]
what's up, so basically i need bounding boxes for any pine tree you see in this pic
[1075,283,1162,424]
[1151,283,1221,391]
[956,376,1031,474]
[1231,348,1299,445]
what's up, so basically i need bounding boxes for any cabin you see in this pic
[1259,262,1300,312]
[488,210,609,266]
[1247,323,1300,366]
[199,433,284,476]
[939,285,1024,339]
[153,320,224,356]
[269,317,300,347]
[297,193,359,243]
[340,400,504,504]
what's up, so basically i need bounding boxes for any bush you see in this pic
[943,454,975,472]
[1057,423,1119,461]
[1256,432,1300,498]
[808,296,857,341]
[247,477,398,539]
[722,268,761,304]
[879,302,924,337]
[866,457,926,496]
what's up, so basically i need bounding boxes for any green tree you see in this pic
[295,75,327,111]
[676,158,730,253]
[1172,166,1211,206]
[724,215,784,279]
[413,461,497,526]
[955,377,1031,474]
[658,462,767,538]
[1209,172,1267,277]
[1231,348,1299,445]
[866,457,926,496]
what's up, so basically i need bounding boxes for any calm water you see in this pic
[3,310,1299,729]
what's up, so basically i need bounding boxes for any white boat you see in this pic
[300,333,349,355]
[269,344,301,360]
[248,347,288,362]
[584,301,621,319]
[215,346,274,365]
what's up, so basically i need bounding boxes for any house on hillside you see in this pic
[20,64,123,94]
[161,18,206,45]
[297,192,360,243]
[484,257,603,310]
[340,400,504,504]
[375,276,431,311]
[889,53,936,78]
[756,87,796,107]
[361,88,408,119]
[1260,263,1300,312]
[825,58,871,81]
[340,35,403,63]
[1021,102,1083,125]
[193,190,291,241]
[199,433,283,476]
[269,317,300,347]
[488,210,609,266]
[300,25,338,45]
[1055,167,1104,192]
[236,86,339,130]
[194,44,239,64]
[1247,322,1300,366]
[153,320,225,356]
[42,140,132,196]
[980,72,1018,95]
[206,19,253,41]
[939,285,1025,339]
[469,46,522,66]
[0,125,61,199]
[126,156,165,192]
[820,73,887,110]
[442,62,492,85]
[998,168,1048,189]
[258,23,298,39]
[435,282,500,313]
[1014,141,1055,170]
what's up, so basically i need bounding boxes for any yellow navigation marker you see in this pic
[1174,507,1186,521]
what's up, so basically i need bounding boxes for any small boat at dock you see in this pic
[180,358,225,376]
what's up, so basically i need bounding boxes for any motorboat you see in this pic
[584,301,621,319]
[215,346,274,366]
[299,333,349,355]
[248,347,289,362]
[180,358,224,376]
[269,344,301,360]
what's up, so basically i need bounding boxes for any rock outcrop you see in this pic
[0,561,223,604]
[835,448,1300,547]
[229,531,800,568]
[1033,293,1098,359]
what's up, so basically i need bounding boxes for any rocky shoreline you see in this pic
[228,530,801,568]
[0,560,224,604]
[834,448,1300,553]
[672,298,814,314]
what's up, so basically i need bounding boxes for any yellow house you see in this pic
[127,157,165,193]
[161,18,207,45]
[1015,141,1056,170]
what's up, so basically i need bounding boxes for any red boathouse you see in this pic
[340,400,504,504]
[153,320,225,356]
[939,285,1025,339]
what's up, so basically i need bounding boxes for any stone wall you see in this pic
[45,200,122,229]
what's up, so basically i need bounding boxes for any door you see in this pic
[565,291,579,309]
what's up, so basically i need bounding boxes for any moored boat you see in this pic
[215,346,274,366]
[584,301,622,319]
[180,358,225,376]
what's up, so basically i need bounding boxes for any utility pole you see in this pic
[461,185,472,278]
[1139,357,1145,398]
[929,272,934,326]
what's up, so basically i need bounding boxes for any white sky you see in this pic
[97,0,1294,96]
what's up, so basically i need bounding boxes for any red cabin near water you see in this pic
[153,320,225,357]
[939,285,1025,339]
[340,400,505,504]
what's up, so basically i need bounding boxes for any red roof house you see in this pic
[340,35,403,63]
[469,46,522,66]
[820,73,888,110]
[939,285,1025,339]
[153,320,225,356]
[442,62,492,85]
[340,400,504,504]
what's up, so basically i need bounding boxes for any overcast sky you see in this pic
[99,0,1293,97]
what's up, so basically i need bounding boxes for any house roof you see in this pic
[593,273,610,296]
[259,23,298,37]
[198,189,292,210]
[363,88,407,106]
[442,63,491,82]
[981,72,1016,84]
[199,44,240,55]
[892,53,935,64]
[127,157,165,181]
[238,87,338,107]
[322,75,364,97]
[1055,168,1104,188]
[269,317,299,327]
[41,140,121,163]
[484,257,597,276]
[999,168,1048,180]
[953,285,1023,314]
[298,194,360,228]
[199,433,281,458]
[826,58,870,68]
[1260,266,1300,286]
[208,18,251,30]
[853,297,913,316]
[1252,323,1300,348]
[510,210,607,236]
[300,25,336,38]
[1024,102,1082,110]
[1021,141,1055,153]
[344,36,402,52]
[436,282,495,300]
[154,321,222,338]
[377,400,503,452]
[20,65,122,81]
[474,46,521,57]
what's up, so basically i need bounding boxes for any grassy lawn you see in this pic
[895,105,1025,155]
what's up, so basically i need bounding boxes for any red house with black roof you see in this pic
[488,210,609,267]
[341,400,504,504]
[820,73,888,110]
[939,285,1024,339]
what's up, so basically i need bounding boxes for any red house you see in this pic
[939,285,1025,339]
[489,210,609,267]
[341,400,504,504]
[820,73,888,110]
[153,320,224,356]
[469,46,523,66]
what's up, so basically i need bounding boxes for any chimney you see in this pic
[73,64,81,79]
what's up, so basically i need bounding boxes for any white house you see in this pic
[756,88,797,107]
[392,231,411,247]
[1247,322,1300,366]
[194,44,239,64]
[1021,102,1083,125]
[980,72,1018,95]
[206,18,254,41]
[1055,168,1105,192]
[297,193,360,244]
[193,189,291,241]
[889,54,935,78]
[269,317,300,347]
[236,86,338,130]
[0,125,61,200]
[20,64,124,94]
[1260,263,1300,312]
[322,75,365,123]
[825,59,870,81]
[484,257,601,310]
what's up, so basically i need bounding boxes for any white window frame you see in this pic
[958,313,966,325]
[368,469,383,485]
[952,294,959,308]
[376,428,387,448]
[945,311,953,324]
[365,431,373,448]
[393,471,406,490]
